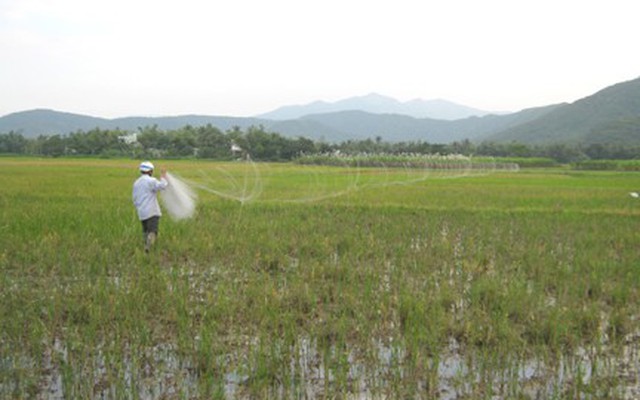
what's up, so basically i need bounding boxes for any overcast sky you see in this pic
[1,0,639,118]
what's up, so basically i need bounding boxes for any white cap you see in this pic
[139,161,154,172]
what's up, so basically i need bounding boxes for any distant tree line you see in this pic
[2,125,640,163]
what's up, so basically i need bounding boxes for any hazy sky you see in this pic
[1,0,638,118]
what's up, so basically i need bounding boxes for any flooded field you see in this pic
[1,158,639,398]
[27,332,640,399]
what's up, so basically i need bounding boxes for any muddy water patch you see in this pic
[9,332,637,399]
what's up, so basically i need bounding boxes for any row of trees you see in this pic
[0,125,318,161]
[2,125,640,163]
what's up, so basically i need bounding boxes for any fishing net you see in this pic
[161,172,198,220]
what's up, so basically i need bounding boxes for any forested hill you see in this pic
[0,106,560,144]
[483,76,640,144]
[2,76,640,145]
[0,109,270,139]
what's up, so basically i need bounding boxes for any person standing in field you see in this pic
[132,161,168,252]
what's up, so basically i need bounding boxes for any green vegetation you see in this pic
[1,158,639,398]
[573,159,640,171]
[295,153,520,170]
[4,124,640,165]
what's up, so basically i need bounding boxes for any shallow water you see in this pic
[14,330,638,399]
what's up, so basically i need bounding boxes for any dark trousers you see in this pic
[141,216,160,252]
[141,216,160,234]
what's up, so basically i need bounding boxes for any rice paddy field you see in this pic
[1,157,639,399]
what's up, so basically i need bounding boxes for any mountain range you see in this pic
[257,93,495,120]
[1,76,639,145]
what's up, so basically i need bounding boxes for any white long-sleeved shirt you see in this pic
[132,174,168,221]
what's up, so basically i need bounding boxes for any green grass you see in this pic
[1,157,639,398]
